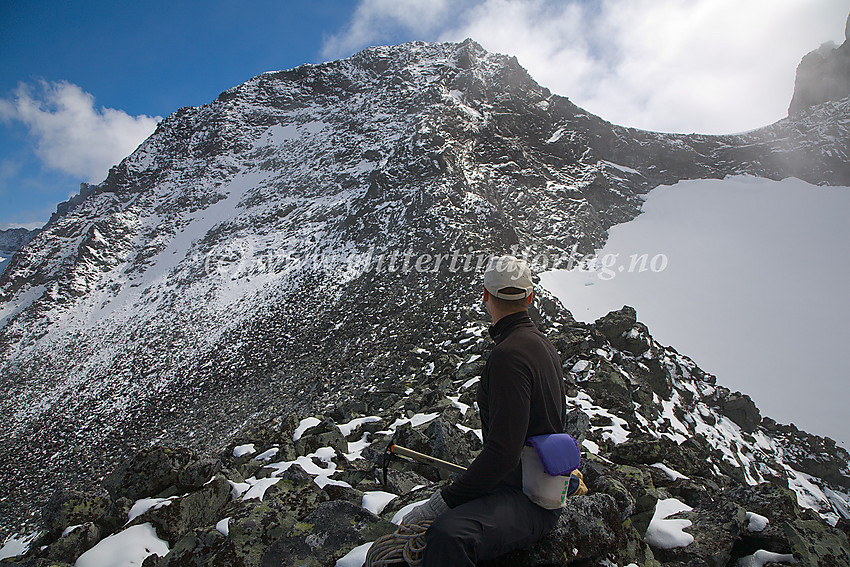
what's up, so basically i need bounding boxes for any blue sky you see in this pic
[1,0,846,229]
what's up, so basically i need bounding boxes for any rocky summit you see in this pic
[789,13,850,116]
[1,36,849,566]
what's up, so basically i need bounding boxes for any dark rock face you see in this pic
[789,13,850,115]
[40,522,101,564]
[260,501,396,567]
[101,446,195,501]
[485,493,626,566]
[39,489,110,540]
[129,478,231,546]
[720,391,762,433]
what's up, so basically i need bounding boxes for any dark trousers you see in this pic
[422,486,561,567]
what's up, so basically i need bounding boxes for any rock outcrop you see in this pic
[789,13,850,115]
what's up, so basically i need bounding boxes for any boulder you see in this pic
[259,500,396,567]
[0,557,73,566]
[484,494,626,566]
[40,522,100,564]
[564,409,590,445]
[581,358,632,411]
[102,446,195,501]
[595,306,637,343]
[383,468,430,495]
[650,499,747,566]
[229,414,300,462]
[642,357,673,400]
[611,436,667,466]
[178,458,224,491]
[295,419,348,457]
[40,489,110,539]
[720,392,761,433]
[263,465,332,524]
[98,496,134,535]
[784,517,850,567]
[130,477,231,545]
[157,526,228,567]
[423,418,474,471]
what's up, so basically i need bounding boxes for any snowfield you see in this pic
[541,175,850,448]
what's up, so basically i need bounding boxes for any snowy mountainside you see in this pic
[0,39,848,540]
[0,228,38,277]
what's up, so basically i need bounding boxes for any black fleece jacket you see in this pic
[441,311,566,508]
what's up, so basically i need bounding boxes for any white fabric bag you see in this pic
[521,445,576,509]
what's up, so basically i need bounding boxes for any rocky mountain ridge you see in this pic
[0,38,848,564]
[789,13,850,116]
[0,228,38,277]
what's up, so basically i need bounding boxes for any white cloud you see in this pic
[0,80,161,183]
[325,0,848,133]
[321,0,463,60]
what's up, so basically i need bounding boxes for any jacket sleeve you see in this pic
[441,349,531,508]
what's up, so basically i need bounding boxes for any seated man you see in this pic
[403,255,567,566]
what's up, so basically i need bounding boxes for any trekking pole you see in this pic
[389,444,467,475]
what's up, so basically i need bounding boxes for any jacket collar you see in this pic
[488,311,534,344]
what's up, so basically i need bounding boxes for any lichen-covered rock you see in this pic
[40,489,110,539]
[130,477,231,545]
[211,498,295,566]
[157,526,228,567]
[40,522,100,564]
[423,417,474,472]
[177,457,224,491]
[259,500,396,567]
[784,516,850,567]
[649,499,746,566]
[266,465,332,520]
[232,414,301,453]
[641,357,673,400]
[0,557,73,567]
[615,520,662,567]
[595,306,638,344]
[98,496,134,535]
[484,494,625,566]
[102,446,195,501]
[383,468,430,495]
[581,358,632,410]
[295,419,348,457]
[611,437,667,466]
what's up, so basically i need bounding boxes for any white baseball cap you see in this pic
[484,255,533,300]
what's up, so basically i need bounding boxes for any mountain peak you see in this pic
[788,12,850,115]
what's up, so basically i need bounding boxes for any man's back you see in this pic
[442,310,566,507]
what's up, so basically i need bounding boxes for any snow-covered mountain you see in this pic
[1,38,848,564]
[0,227,38,277]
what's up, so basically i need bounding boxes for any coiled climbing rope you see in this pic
[364,520,433,567]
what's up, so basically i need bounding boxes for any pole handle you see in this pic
[390,444,468,474]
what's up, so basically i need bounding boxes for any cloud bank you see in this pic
[323,0,847,134]
[0,81,161,183]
